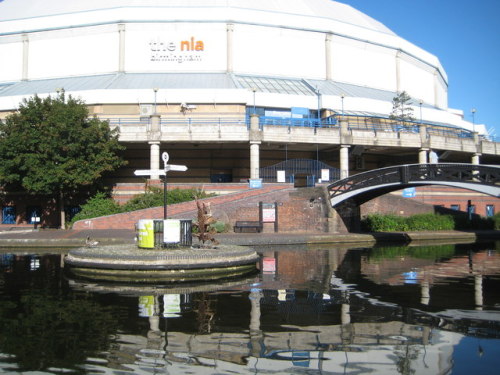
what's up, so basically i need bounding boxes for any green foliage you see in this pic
[362,212,498,232]
[406,213,455,231]
[0,290,119,372]
[0,93,126,195]
[121,187,214,212]
[362,213,454,232]
[70,188,216,225]
[369,244,455,261]
[70,192,121,223]
[362,214,408,232]
[451,213,495,230]
[121,186,165,212]
[209,221,228,233]
[494,213,500,230]
[389,91,415,123]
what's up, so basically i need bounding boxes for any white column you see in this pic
[433,70,440,108]
[150,114,161,132]
[419,148,428,164]
[472,153,480,165]
[395,50,402,93]
[118,24,126,72]
[475,274,483,310]
[325,33,333,80]
[226,23,234,73]
[340,145,349,179]
[22,34,29,81]
[250,143,260,180]
[421,281,430,305]
[249,114,261,180]
[249,289,263,357]
[149,141,160,179]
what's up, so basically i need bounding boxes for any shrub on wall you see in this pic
[494,213,500,230]
[450,213,495,230]
[362,212,498,232]
[70,188,215,226]
[70,192,121,224]
[121,187,214,212]
[362,213,454,232]
[406,213,455,231]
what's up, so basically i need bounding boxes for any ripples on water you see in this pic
[0,241,500,374]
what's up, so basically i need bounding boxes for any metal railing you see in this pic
[260,158,340,183]
[100,114,487,142]
[328,163,500,206]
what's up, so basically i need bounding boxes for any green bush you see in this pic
[362,214,407,232]
[70,192,121,224]
[362,211,498,232]
[362,213,454,232]
[120,186,164,212]
[209,221,228,233]
[494,213,500,230]
[71,188,216,225]
[406,213,454,231]
[121,187,214,212]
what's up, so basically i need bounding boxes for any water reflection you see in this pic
[0,242,499,374]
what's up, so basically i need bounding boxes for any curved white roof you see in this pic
[0,0,394,35]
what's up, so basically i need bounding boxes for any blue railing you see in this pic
[101,115,486,141]
[258,116,337,128]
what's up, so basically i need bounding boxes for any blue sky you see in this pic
[339,0,500,137]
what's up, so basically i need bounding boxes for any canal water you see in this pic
[1,241,500,374]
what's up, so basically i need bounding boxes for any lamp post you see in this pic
[419,99,423,123]
[153,88,158,114]
[316,87,321,126]
[471,108,476,133]
[252,87,256,114]
[341,93,345,118]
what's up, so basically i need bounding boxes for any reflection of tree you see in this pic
[394,343,419,375]
[369,245,455,261]
[0,289,119,373]
[193,293,215,334]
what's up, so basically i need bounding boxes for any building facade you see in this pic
[0,0,498,226]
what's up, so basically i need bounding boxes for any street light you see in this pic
[419,99,423,123]
[340,93,345,118]
[316,87,321,126]
[471,108,476,133]
[252,87,256,114]
[153,88,159,114]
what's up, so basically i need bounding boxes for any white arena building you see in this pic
[0,0,498,188]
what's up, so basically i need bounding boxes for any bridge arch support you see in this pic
[327,164,500,232]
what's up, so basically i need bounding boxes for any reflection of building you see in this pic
[0,0,499,226]
[101,292,462,375]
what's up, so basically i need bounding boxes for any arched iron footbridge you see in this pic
[327,164,500,207]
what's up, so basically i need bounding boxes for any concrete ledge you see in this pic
[1,230,499,249]
[65,243,259,283]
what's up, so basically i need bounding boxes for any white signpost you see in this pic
[134,152,188,219]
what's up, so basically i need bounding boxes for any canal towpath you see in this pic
[0,227,499,248]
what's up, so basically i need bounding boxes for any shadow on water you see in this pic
[0,240,500,374]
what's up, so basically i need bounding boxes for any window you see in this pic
[26,206,42,224]
[486,205,495,217]
[450,204,460,211]
[2,206,16,224]
[66,206,82,222]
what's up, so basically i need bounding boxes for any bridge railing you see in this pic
[328,163,500,202]
[101,114,489,142]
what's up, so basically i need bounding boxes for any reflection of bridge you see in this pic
[328,163,500,207]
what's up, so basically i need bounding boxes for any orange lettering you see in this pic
[180,37,204,51]
[180,40,190,51]
[195,41,204,51]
